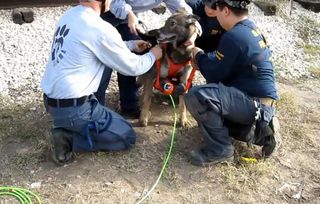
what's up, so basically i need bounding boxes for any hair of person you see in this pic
[217,2,248,16]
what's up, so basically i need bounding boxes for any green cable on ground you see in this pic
[136,95,178,204]
[0,186,41,204]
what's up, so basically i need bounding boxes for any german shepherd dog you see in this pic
[138,9,199,127]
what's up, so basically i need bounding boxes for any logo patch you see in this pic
[51,24,70,64]
[211,29,219,35]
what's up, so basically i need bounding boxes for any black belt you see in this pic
[44,94,89,108]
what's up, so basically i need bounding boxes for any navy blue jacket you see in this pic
[187,0,224,52]
[195,19,278,100]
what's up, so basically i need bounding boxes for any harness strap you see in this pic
[153,44,197,95]
[185,66,197,92]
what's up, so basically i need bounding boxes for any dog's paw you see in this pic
[139,110,151,127]
[140,118,148,127]
[179,118,193,128]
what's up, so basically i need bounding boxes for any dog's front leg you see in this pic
[179,64,193,127]
[139,71,154,127]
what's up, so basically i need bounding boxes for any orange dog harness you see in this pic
[153,45,197,95]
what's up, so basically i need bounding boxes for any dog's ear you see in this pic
[186,14,200,25]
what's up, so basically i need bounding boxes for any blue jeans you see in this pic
[100,12,140,112]
[185,83,260,155]
[186,0,224,52]
[45,95,136,152]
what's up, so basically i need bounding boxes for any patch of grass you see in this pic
[11,153,42,170]
[308,66,320,78]
[277,92,300,118]
[276,92,312,150]
[219,161,275,202]
[303,45,320,55]
[0,103,50,145]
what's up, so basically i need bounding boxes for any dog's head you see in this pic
[146,9,199,54]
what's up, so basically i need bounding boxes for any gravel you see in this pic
[0,2,319,106]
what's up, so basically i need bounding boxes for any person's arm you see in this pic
[110,0,132,20]
[193,34,242,83]
[163,0,193,14]
[93,25,161,76]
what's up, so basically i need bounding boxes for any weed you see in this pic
[220,160,275,202]
[304,45,320,55]
[308,66,320,78]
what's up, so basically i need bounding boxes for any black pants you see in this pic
[99,12,140,112]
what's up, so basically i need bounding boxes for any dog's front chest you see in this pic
[159,63,170,78]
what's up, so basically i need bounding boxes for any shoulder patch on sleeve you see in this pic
[211,29,220,35]
[215,51,224,60]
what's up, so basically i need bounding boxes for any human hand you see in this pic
[187,31,198,48]
[192,47,202,58]
[151,4,166,14]
[128,11,139,36]
[150,45,163,60]
[172,83,186,97]
[191,47,202,70]
[133,40,152,53]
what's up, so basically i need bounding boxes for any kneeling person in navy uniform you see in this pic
[186,0,280,166]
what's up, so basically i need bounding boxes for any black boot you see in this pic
[189,146,234,167]
[50,128,74,165]
[262,116,282,157]
[190,125,234,167]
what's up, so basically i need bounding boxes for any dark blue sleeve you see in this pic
[196,34,242,83]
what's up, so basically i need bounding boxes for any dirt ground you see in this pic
[0,76,319,204]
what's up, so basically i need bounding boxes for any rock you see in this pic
[12,8,34,24]
[253,1,277,16]
[12,9,23,25]
[294,0,320,12]
[22,9,34,23]
[30,181,42,189]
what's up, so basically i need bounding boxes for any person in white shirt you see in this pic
[41,0,162,165]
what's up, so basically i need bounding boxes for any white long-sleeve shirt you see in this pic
[110,0,193,20]
[41,5,156,99]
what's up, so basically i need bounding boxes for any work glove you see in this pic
[172,83,186,98]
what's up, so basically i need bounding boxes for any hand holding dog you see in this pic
[150,45,163,60]
[128,11,139,36]
[133,40,152,53]
[191,47,203,70]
